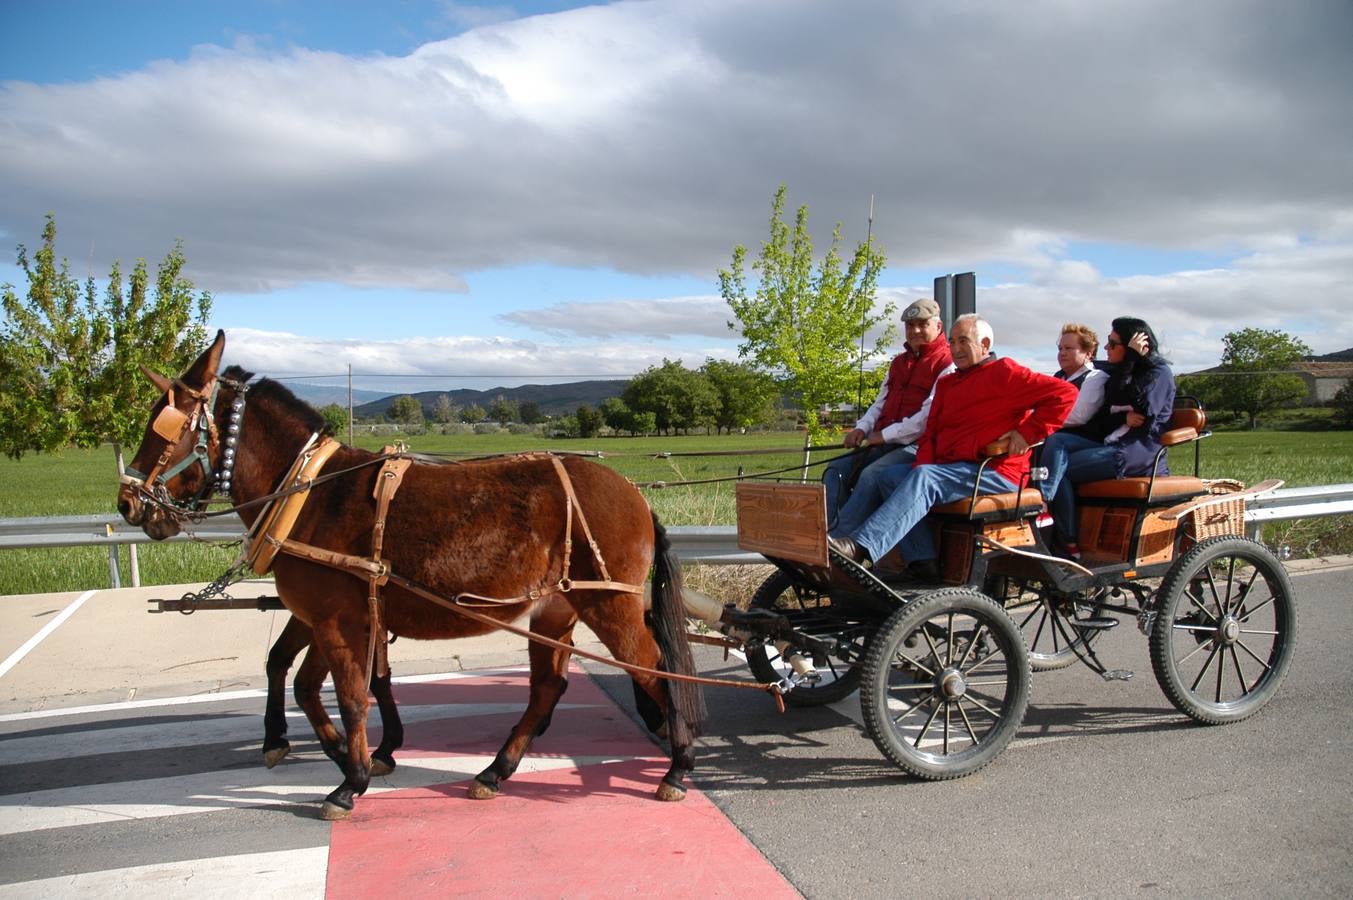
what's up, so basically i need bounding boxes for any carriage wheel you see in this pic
[743,569,872,707]
[861,587,1030,780]
[1149,536,1297,725]
[989,576,1104,672]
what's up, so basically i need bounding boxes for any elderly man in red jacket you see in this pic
[822,297,954,520]
[829,314,1076,582]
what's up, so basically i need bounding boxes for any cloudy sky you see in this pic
[2,0,1350,395]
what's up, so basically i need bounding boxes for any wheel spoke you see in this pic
[1186,583,1221,623]
[1173,636,1214,666]
[1214,635,1226,702]
[1221,555,1239,616]
[957,700,980,744]
[943,701,952,754]
[962,693,1002,718]
[955,622,988,669]
[892,692,932,725]
[913,699,944,749]
[920,622,943,671]
[1234,637,1275,672]
[945,613,955,667]
[894,650,937,679]
[1188,642,1222,692]
[1236,593,1276,623]
[1228,645,1249,697]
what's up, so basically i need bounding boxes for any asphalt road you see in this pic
[1,561,1349,898]
[588,561,1353,898]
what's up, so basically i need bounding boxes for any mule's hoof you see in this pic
[369,756,395,777]
[655,782,687,802]
[467,779,499,800]
[262,745,290,769]
[320,801,353,821]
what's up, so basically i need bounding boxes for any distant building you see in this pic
[1183,348,1353,404]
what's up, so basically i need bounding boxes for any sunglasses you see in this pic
[1105,339,1124,349]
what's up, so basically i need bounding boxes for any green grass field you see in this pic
[2,429,1350,594]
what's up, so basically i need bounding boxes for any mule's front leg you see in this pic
[262,616,312,768]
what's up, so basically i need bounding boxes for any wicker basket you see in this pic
[1185,480,1247,542]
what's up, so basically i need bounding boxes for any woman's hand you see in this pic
[1128,331,1151,356]
[1125,411,1147,427]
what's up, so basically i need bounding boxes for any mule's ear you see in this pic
[140,364,173,394]
[182,329,227,387]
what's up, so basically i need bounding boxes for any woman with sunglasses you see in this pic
[1038,316,1176,558]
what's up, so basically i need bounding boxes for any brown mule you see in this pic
[118,331,704,820]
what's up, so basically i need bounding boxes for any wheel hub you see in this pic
[939,667,966,700]
[1218,616,1241,645]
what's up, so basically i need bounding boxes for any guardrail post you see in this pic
[108,545,122,589]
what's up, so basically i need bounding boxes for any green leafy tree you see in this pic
[0,215,212,466]
[489,394,519,426]
[623,359,719,435]
[599,397,632,433]
[700,358,776,434]
[719,185,892,438]
[432,394,458,424]
[518,400,543,425]
[388,395,424,425]
[460,403,487,424]
[576,403,603,438]
[318,403,349,434]
[629,410,657,436]
[1333,377,1353,428]
[1211,328,1313,428]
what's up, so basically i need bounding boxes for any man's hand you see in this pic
[843,428,867,449]
[997,429,1030,455]
[1125,411,1147,427]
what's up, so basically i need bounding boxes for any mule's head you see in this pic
[117,330,227,540]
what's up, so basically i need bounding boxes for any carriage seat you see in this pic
[1075,406,1210,505]
[931,437,1044,523]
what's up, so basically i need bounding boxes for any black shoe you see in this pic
[828,535,869,565]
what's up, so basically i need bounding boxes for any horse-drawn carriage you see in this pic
[118,332,1296,818]
[724,402,1296,779]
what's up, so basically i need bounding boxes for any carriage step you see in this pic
[1101,669,1134,682]
[1073,617,1119,631]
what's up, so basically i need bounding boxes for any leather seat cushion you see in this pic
[1077,476,1207,502]
[933,488,1044,518]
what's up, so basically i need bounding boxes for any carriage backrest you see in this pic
[1160,405,1207,447]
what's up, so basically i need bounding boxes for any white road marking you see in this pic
[0,590,98,681]
[0,845,329,899]
[0,752,644,836]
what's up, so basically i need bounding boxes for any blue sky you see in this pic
[3,0,1350,394]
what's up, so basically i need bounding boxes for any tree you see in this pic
[460,403,486,424]
[388,395,424,425]
[518,400,542,425]
[599,397,632,433]
[489,394,519,426]
[1334,378,1353,428]
[622,359,719,435]
[0,215,212,462]
[318,403,349,434]
[719,185,892,438]
[1211,328,1312,428]
[432,394,458,424]
[700,358,776,434]
[576,404,603,438]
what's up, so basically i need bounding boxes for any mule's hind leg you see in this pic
[263,616,312,768]
[292,644,346,765]
[576,591,699,802]
[470,597,578,799]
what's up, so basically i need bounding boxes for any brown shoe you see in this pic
[828,535,869,564]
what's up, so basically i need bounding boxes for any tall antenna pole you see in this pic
[856,194,875,411]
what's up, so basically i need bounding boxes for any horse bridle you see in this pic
[122,373,249,514]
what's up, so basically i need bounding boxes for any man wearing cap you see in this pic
[828,314,1076,582]
[822,297,955,522]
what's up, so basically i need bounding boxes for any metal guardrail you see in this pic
[3,483,1351,588]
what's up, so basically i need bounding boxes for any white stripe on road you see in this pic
[0,751,640,837]
[0,845,329,900]
[0,666,530,723]
[0,701,603,766]
[0,590,98,682]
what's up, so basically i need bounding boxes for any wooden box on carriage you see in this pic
[735,481,829,567]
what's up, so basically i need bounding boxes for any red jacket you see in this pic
[915,356,1077,485]
[878,335,952,428]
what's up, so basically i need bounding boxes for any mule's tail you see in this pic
[649,511,707,731]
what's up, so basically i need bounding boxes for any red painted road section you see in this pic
[327,667,801,899]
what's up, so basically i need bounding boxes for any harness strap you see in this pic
[245,434,340,575]
[363,452,412,684]
[549,455,613,583]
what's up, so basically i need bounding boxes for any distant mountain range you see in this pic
[332,380,629,419]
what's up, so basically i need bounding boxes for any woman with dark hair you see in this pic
[1039,316,1176,558]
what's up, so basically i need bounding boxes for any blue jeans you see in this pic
[822,444,917,526]
[1040,432,1121,542]
[831,461,1016,563]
